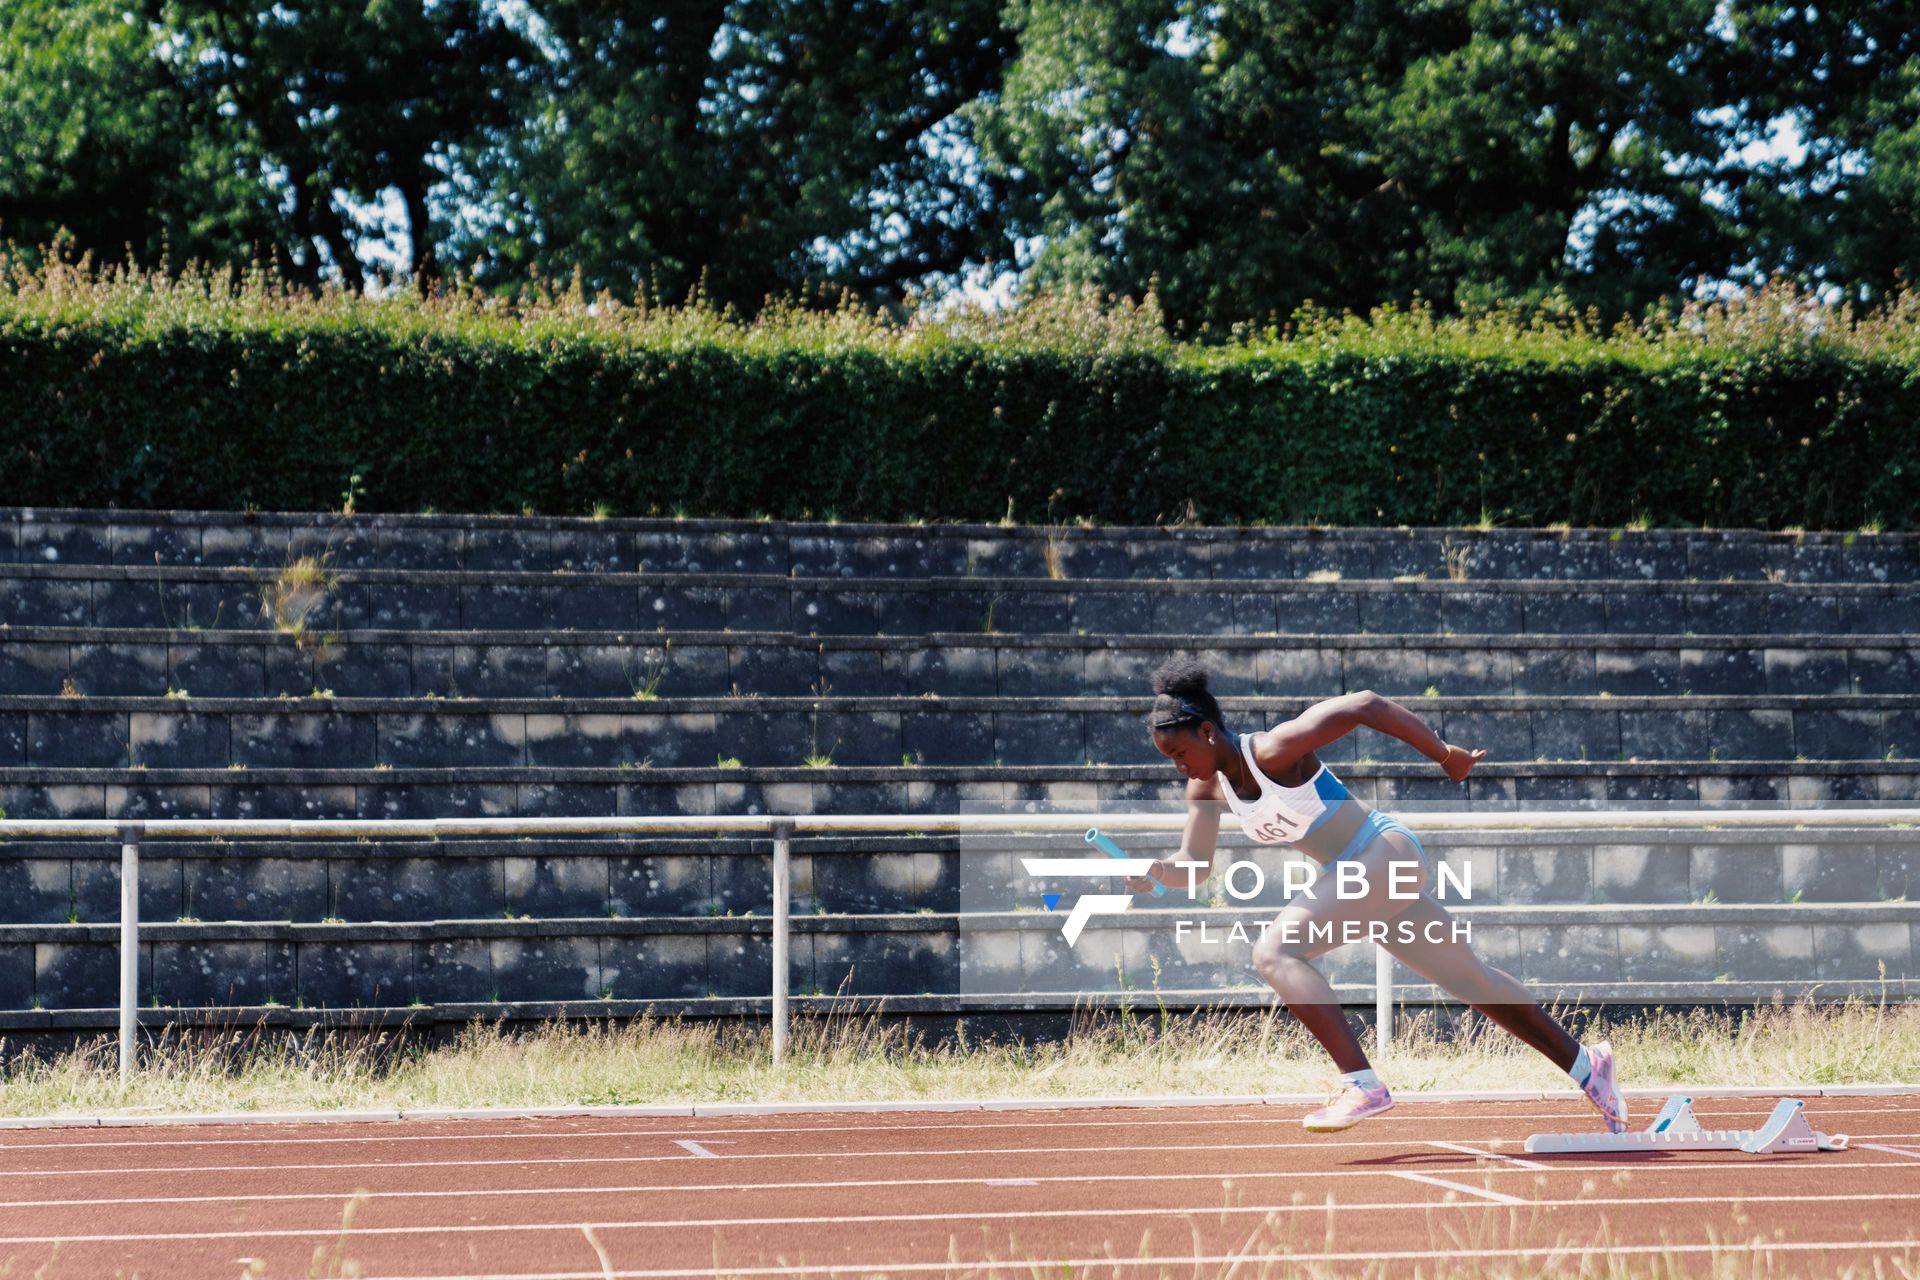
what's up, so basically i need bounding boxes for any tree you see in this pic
[166,0,533,290]
[0,0,282,268]
[973,0,1787,327]
[451,0,1014,309]
[1732,0,1920,303]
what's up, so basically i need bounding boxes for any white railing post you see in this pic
[771,820,792,1066]
[118,825,141,1088]
[1374,943,1393,1057]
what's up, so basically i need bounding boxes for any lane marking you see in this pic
[2,1200,1916,1245]
[1428,1140,1549,1169]
[672,1141,733,1159]
[130,1239,1920,1277]
[1387,1172,1529,1205]
[6,1127,1915,1181]
[0,1138,1508,1179]
[0,1143,1904,1189]
[0,1138,1387,1178]
[1858,1143,1920,1162]
[3,1104,1910,1152]
[4,1182,1917,1217]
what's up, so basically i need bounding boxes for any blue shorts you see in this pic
[1331,810,1426,865]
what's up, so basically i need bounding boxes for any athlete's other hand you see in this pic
[1441,743,1487,782]
[1124,859,1171,894]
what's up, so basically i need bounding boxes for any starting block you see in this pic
[1524,1096,1849,1155]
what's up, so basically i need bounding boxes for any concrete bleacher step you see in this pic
[5,628,1919,699]
[3,694,1913,768]
[5,563,1918,636]
[4,902,1914,1015]
[8,508,1916,583]
[4,509,1914,1028]
[3,759,1917,820]
[3,828,1912,924]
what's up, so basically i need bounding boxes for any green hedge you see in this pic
[2,284,1915,529]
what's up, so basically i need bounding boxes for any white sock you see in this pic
[1569,1045,1593,1087]
[1340,1067,1384,1092]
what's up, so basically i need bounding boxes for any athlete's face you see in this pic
[1152,725,1220,782]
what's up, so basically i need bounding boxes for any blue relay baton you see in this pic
[1086,828,1168,897]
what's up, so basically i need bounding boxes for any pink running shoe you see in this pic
[1582,1040,1627,1134]
[1303,1081,1394,1132]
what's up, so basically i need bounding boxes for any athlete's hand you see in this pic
[1124,859,1170,894]
[1441,743,1487,782]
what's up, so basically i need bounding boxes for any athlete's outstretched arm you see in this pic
[1125,778,1220,893]
[1267,690,1485,780]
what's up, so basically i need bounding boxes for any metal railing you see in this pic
[2,807,1916,1086]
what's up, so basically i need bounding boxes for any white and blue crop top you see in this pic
[1217,731,1352,846]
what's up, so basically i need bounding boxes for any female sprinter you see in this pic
[1126,658,1626,1134]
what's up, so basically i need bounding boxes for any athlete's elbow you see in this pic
[1349,689,1387,715]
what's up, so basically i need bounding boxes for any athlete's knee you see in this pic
[1250,927,1314,989]
[1250,922,1298,968]
[1447,958,1523,1006]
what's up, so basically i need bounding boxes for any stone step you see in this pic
[7,627,1915,700]
[4,759,1918,819]
[3,694,1914,769]
[10,508,1916,583]
[4,564,1917,638]
[2,829,1911,924]
[5,903,1915,1010]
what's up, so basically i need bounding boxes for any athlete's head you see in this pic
[1147,657,1230,781]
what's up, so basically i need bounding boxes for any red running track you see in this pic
[1,1096,1918,1278]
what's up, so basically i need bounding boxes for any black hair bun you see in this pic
[1151,657,1211,700]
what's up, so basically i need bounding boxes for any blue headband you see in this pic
[1151,701,1212,731]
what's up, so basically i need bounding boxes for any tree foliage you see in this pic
[1733,0,1920,303]
[451,0,1013,309]
[1,0,1917,321]
[0,0,277,267]
[162,0,533,290]
[972,0,1810,327]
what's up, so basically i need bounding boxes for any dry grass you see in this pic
[260,552,339,641]
[0,997,1913,1121]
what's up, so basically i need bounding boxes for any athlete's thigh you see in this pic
[1269,831,1428,959]
[1380,893,1495,982]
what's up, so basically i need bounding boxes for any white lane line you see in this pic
[1389,1172,1529,1205]
[1428,1140,1549,1169]
[0,1136,1575,1180]
[2,1174,1914,1215]
[671,1141,732,1159]
[0,1143,1904,1189]
[177,1239,1920,1278]
[4,1198,1919,1245]
[1858,1143,1920,1161]
[0,1139,1353,1178]
[9,1125,1912,1181]
[4,1105,1907,1152]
